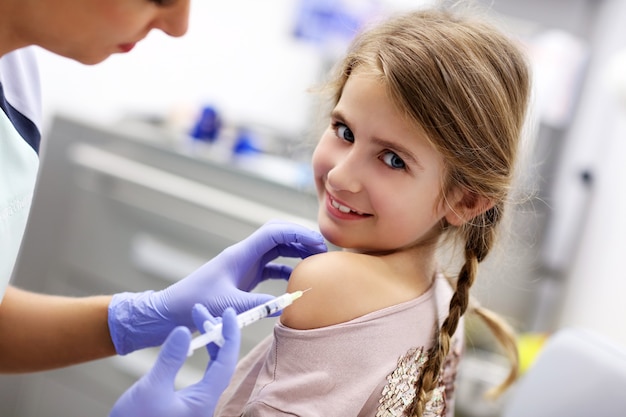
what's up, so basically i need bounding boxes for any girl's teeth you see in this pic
[332,199,356,214]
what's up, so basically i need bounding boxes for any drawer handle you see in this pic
[67,143,318,230]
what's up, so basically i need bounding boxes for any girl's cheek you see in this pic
[311,140,331,176]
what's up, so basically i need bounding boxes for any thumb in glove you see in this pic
[109,308,240,417]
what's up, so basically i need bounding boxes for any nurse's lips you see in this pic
[118,42,136,53]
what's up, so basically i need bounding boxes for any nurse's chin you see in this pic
[70,53,114,66]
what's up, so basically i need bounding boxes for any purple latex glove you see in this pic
[109,220,326,354]
[109,308,240,417]
[191,303,228,361]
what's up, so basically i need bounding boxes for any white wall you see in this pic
[553,0,626,348]
[36,0,324,136]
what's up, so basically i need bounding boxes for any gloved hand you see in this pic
[191,303,228,361]
[109,220,326,354]
[109,308,240,417]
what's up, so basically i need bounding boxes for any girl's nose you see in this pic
[326,153,363,194]
[155,0,190,38]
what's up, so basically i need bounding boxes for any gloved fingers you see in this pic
[251,220,326,250]
[253,244,325,285]
[191,303,220,330]
[201,308,240,386]
[260,242,327,264]
[191,304,221,359]
[145,326,192,389]
[260,263,293,281]
[217,308,241,362]
[291,241,328,257]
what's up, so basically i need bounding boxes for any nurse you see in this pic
[0,1,326,416]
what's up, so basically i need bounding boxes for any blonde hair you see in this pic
[327,7,531,416]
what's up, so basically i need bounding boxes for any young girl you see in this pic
[205,6,531,417]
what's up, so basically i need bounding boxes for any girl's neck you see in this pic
[343,243,439,295]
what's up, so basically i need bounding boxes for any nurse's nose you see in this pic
[326,152,363,194]
[154,0,190,37]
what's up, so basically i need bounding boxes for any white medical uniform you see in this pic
[0,47,42,303]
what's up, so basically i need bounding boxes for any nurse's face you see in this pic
[24,0,190,64]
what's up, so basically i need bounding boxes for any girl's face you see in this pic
[21,0,190,64]
[312,71,457,253]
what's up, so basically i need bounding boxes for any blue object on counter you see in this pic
[190,106,222,143]
[233,129,262,156]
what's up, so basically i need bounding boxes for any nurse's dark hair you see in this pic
[327,6,531,416]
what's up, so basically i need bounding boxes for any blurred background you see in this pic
[2,0,626,416]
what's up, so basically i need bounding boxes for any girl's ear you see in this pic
[444,189,495,226]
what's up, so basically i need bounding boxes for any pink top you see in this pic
[215,276,463,417]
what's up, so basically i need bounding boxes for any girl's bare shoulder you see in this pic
[281,251,397,330]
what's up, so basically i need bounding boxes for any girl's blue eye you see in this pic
[336,124,355,143]
[382,151,406,169]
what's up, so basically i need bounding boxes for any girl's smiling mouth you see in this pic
[328,194,371,217]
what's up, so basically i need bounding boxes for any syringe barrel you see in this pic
[188,291,301,356]
[236,293,295,327]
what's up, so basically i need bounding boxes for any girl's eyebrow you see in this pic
[330,108,347,122]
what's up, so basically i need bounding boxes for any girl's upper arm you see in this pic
[280,252,362,330]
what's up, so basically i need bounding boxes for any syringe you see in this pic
[187,290,307,356]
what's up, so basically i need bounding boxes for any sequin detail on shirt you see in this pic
[376,341,462,417]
